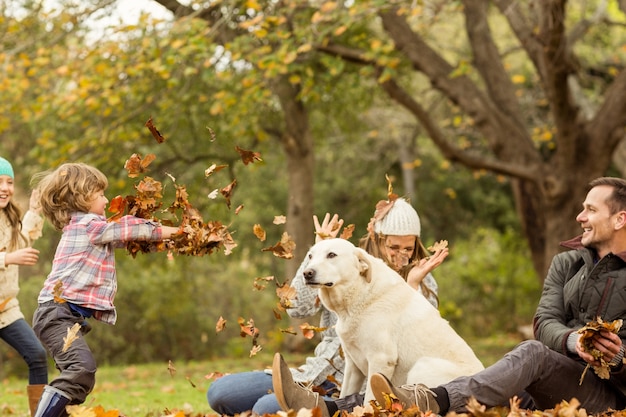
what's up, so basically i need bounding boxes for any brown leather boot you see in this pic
[27,384,45,417]
[272,353,330,417]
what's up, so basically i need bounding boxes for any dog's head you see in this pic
[302,238,372,288]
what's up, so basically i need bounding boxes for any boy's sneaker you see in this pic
[370,373,440,413]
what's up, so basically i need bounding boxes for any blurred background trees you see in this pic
[0,0,624,376]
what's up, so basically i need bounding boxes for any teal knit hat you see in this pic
[0,157,14,178]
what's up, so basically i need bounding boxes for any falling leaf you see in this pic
[280,326,297,335]
[235,204,244,214]
[385,174,398,201]
[53,280,66,304]
[339,224,355,240]
[235,145,263,165]
[204,164,228,177]
[145,117,166,143]
[238,317,259,338]
[276,282,297,309]
[208,189,219,199]
[249,344,262,357]
[428,240,449,252]
[124,153,156,178]
[165,172,176,183]
[300,322,328,339]
[216,316,227,333]
[261,232,296,259]
[186,376,196,388]
[253,275,274,291]
[273,215,287,225]
[220,179,237,209]
[167,360,176,377]
[204,371,225,381]
[62,323,81,352]
[206,126,217,142]
[253,224,266,242]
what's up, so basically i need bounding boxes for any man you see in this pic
[370,176,626,414]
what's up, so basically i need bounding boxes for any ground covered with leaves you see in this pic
[57,396,626,417]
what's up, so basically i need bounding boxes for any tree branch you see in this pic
[379,74,539,180]
[493,0,547,83]
[462,0,526,135]
[378,7,538,164]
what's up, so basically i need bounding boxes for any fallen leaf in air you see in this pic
[62,323,81,352]
[53,280,66,304]
[339,224,355,239]
[216,316,227,333]
[235,145,262,165]
[249,344,262,357]
[253,224,266,241]
[220,179,237,209]
[428,240,449,252]
[145,117,166,143]
[207,126,217,142]
[167,360,176,377]
[124,153,156,178]
[205,164,228,177]
[300,323,328,339]
[273,215,286,225]
[261,232,296,259]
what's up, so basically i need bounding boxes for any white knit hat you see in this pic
[374,198,421,237]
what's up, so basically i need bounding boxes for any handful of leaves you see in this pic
[578,317,623,384]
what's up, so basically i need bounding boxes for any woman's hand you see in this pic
[406,248,449,290]
[313,213,344,243]
[4,247,40,266]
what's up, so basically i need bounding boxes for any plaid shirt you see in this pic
[38,212,162,324]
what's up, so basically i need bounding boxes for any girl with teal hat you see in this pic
[0,156,48,416]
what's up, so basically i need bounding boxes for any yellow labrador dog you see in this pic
[303,238,484,403]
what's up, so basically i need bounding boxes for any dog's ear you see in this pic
[355,248,373,283]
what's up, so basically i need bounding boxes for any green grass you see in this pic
[0,335,522,416]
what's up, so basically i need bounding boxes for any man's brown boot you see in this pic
[370,373,439,413]
[27,384,45,417]
[272,353,330,417]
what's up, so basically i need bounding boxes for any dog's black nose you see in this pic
[303,268,315,282]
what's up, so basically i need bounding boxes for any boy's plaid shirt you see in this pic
[38,212,162,324]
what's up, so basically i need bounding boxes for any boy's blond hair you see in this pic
[33,163,108,230]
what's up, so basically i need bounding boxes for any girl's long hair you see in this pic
[3,201,26,251]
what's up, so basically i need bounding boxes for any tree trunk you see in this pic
[270,77,315,280]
